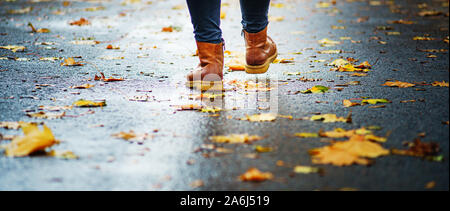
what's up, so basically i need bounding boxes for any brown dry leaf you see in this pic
[391,138,440,158]
[239,168,274,182]
[210,134,263,144]
[61,57,83,66]
[3,124,57,157]
[69,18,91,26]
[26,111,65,119]
[94,72,124,82]
[431,81,449,87]
[382,81,415,88]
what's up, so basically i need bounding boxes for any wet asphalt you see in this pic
[0,0,449,190]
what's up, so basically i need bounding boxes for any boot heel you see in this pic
[244,52,278,74]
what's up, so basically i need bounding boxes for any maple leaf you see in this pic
[200,107,222,113]
[329,59,350,67]
[3,124,57,157]
[310,146,371,166]
[94,72,124,82]
[60,57,83,66]
[294,132,319,138]
[310,135,389,166]
[225,58,245,71]
[239,168,274,182]
[382,81,415,88]
[111,130,149,143]
[255,145,273,153]
[240,113,277,122]
[318,38,341,47]
[273,58,294,63]
[354,61,372,69]
[210,134,263,144]
[413,36,435,41]
[38,105,73,111]
[47,150,78,159]
[73,99,106,107]
[333,135,390,158]
[293,166,322,174]
[343,99,360,107]
[28,22,50,33]
[0,121,37,130]
[310,113,352,123]
[300,85,329,94]
[69,18,91,26]
[317,50,341,54]
[70,40,100,45]
[361,99,391,105]
[431,81,449,87]
[337,64,368,72]
[70,83,94,89]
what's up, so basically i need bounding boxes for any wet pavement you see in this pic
[0,0,449,191]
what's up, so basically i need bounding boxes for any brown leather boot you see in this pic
[187,41,224,84]
[243,26,277,74]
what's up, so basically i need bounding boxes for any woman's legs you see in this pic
[186,0,224,83]
[240,0,277,74]
[240,0,270,33]
[186,0,222,44]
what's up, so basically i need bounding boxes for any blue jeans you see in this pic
[186,0,270,44]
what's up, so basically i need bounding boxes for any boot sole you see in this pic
[244,51,278,74]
